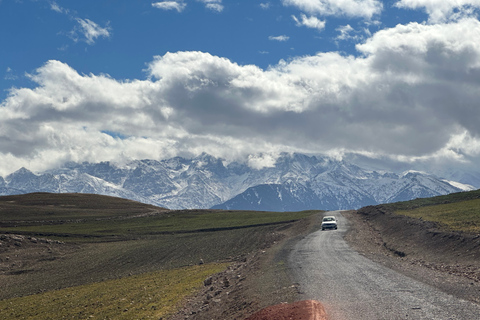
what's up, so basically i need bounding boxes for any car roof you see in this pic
[323,216,336,220]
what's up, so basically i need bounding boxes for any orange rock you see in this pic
[245,300,327,320]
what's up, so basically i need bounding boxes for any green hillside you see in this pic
[384,189,480,233]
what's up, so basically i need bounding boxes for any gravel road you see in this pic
[289,211,480,320]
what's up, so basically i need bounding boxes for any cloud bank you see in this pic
[1,18,480,175]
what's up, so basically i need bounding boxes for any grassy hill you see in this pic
[0,193,319,319]
[381,189,480,233]
[0,192,166,221]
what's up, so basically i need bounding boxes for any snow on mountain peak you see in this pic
[442,180,475,191]
[0,154,476,211]
[401,170,429,177]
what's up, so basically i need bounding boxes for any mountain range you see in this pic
[0,153,475,211]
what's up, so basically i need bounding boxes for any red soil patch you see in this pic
[245,300,327,320]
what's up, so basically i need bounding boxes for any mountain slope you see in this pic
[0,153,474,211]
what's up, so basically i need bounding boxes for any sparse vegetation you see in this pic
[383,189,480,233]
[0,208,318,240]
[0,263,228,320]
[395,199,480,233]
[0,193,165,222]
[384,189,480,211]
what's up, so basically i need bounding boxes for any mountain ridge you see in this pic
[1,153,474,211]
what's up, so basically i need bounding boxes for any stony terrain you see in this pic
[167,214,321,320]
[0,234,70,276]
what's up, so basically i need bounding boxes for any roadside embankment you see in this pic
[343,207,480,304]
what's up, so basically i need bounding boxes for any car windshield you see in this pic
[323,217,335,222]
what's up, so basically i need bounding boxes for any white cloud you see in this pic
[395,0,480,23]
[50,1,67,14]
[336,24,364,42]
[336,24,355,39]
[260,2,271,10]
[73,18,111,45]
[282,0,383,19]
[152,1,187,12]
[269,35,290,41]
[4,67,17,80]
[48,3,109,45]
[292,14,326,31]
[247,153,278,169]
[198,0,223,12]
[2,19,480,175]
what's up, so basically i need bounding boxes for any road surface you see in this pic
[289,211,480,320]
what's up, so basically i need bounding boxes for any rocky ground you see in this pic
[169,209,480,319]
[0,234,70,276]
[168,214,322,320]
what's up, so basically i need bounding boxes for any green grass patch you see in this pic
[2,209,317,240]
[0,263,227,320]
[384,189,480,212]
[395,198,480,233]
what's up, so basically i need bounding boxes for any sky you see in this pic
[1,0,480,177]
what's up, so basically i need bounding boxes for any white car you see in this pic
[321,216,338,230]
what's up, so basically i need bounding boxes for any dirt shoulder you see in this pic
[168,213,323,320]
[343,208,480,305]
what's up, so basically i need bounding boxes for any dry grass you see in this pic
[0,263,228,320]
[396,198,480,233]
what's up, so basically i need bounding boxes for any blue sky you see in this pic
[1,0,428,96]
[1,0,480,176]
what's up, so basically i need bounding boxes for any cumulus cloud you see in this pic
[152,1,187,12]
[2,19,480,175]
[292,14,326,31]
[283,0,383,19]
[395,0,480,23]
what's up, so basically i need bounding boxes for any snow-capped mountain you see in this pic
[0,153,475,211]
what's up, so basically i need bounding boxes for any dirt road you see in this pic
[289,211,480,320]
